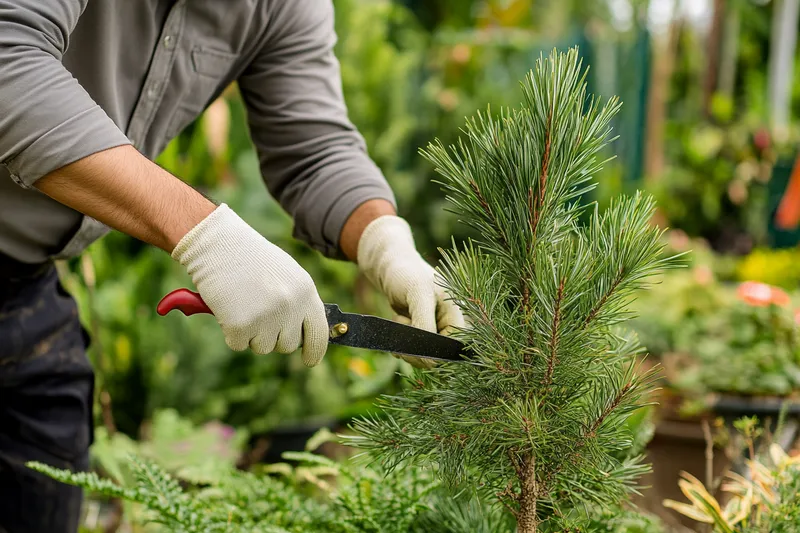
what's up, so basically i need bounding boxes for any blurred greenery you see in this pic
[630,269,800,399]
[30,1,800,531]
[59,0,647,442]
[654,111,775,254]
[48,0,800,467]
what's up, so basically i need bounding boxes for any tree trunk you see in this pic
[516,455,538,533]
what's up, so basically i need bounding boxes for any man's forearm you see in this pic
[36,143,394,260]
[339,199,396,262]
[35,145,216,253]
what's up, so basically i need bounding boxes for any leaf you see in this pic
[770,442,790,468]
[725,482,754,526]
[676,471,723,515]
[695,496,736,533]
[281,451,337,468]
[305,427,338,452]
[662,499,714,523]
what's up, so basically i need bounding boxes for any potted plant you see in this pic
[663,416,800,532]
[628,268,800,527]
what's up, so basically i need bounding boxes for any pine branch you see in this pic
[467,295,504,345]
[582,267,625,329]
[543,277,565,387]
[587,382,633,438]
[469,180,510,249]
[532,110,553,237]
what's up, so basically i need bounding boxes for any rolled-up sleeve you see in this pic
[0,0,131,188]
[237,0,396,259]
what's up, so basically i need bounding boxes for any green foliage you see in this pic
[654,116,775,254]
[583,506,667,533]
[760,466,800,533]
[347,48,676,531]
[29,443,449,532]
[334,0,428,206]
[30,425,665,533]
[630,271,800,397]
[679,301,800,396]
[91,409,247,486]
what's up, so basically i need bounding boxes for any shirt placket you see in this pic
[127,0,187,150]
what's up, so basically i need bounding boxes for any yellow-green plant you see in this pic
[663,424,800,532]
[737,247,800,290]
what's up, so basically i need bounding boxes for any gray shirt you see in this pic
[0,0,396,263]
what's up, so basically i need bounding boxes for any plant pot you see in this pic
[710,392,800,421]
[710,393,800,473]
[239,417,358,467]
[635,390,800,530]
[634,390,731,532]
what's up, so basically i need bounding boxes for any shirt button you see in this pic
[147,84,159,99]
[164,35,174,48]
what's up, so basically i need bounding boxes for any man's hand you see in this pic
[354,213,465,369]
[171,204,329,366]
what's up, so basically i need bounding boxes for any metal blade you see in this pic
[324,304,473,363]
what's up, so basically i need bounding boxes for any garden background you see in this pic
[52,0,800,530]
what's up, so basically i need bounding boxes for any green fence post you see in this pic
[767,155,800,248]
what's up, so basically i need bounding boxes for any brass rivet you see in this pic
[331,322,348,337]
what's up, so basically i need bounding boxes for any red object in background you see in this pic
[737,281,791,307]
[753,127,771,152]
[775,154,800,230]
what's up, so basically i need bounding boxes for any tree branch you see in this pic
[588,382,632,437]
[529,111,552,240]
[468,296,504,344]
[546,382,633,482]
[497,480,519,518]
[543,278,565,387]
[470,180,509,249]
[522,111,553,367]
[582,267,625,329]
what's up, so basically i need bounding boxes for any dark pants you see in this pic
[0,255,94,533]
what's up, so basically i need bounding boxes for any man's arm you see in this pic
[237,0,465,368]
[35,145,215,254]
[0,0,131,191]
[0,1,215,255]
[35,143,331,366]
[237,0,397,260]
[338,199,396,262]
[2,2,330,365]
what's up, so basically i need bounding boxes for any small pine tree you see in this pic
[348,48,678,532]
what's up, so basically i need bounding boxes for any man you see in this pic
[0,1,464,531]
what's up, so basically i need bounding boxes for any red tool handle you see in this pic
[157,288,213,316]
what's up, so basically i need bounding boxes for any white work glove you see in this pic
[357,215,465,369]
[171,204,329,366]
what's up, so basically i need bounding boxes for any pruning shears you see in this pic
[157,289,474,364]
